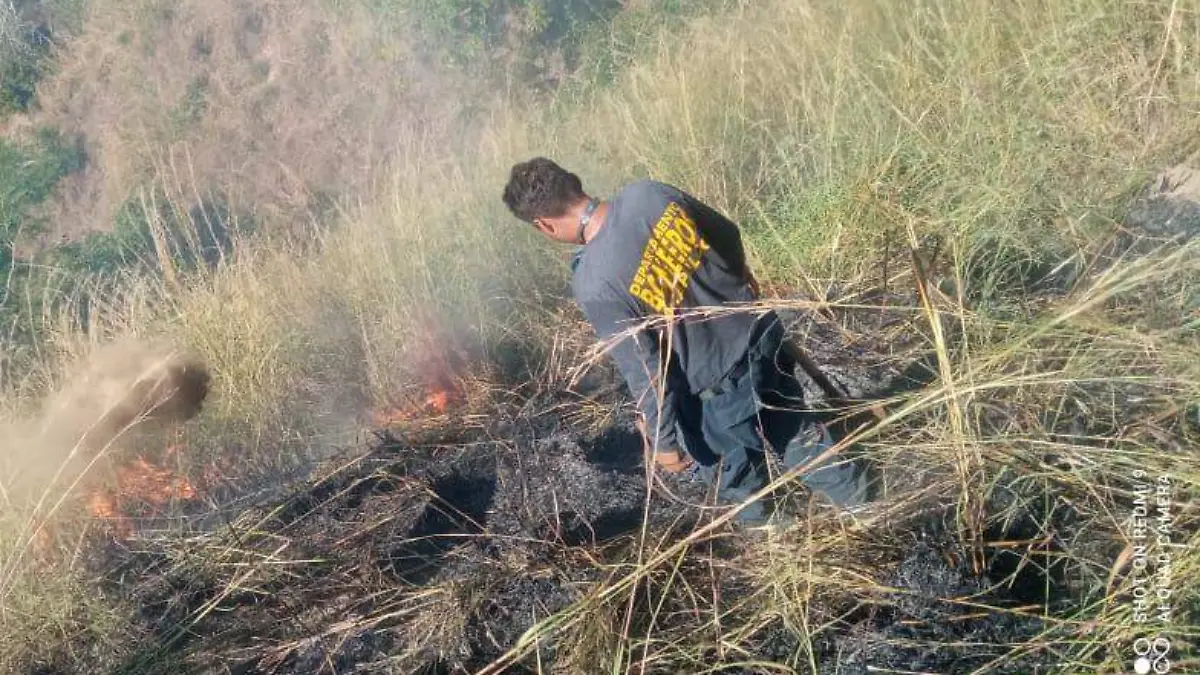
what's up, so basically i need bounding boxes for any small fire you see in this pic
[114,457,197,504]
[87,453,199,539]
[88,491,132,540]
[372,382,462,427]
[424,390,449,414]
[372,315,468,426]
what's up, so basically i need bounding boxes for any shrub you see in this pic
[403,0,630,86]
[0,127,85,239]
[0,1,52,114]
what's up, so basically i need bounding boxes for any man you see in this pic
[502,158,867,523]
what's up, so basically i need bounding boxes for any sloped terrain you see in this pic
[5,0,1200,671]
[42,298,1087,675]
[11,176,1197,674]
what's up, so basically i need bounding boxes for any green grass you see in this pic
[1,0,1199,671]
[0,128,84,238]
[0,0,85,115]
[0,6,47,115]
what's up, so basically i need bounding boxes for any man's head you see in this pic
[503,157,590,243]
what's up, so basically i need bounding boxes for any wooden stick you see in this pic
[782,338,887,421]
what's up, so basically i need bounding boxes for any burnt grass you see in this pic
[56,299,1080,675]
[35,200,1199,675]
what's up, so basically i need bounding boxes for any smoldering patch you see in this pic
[1,338,211,511]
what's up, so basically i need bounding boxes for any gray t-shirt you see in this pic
[571,180,759,449]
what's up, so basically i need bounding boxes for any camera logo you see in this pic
[1133,636,1171,674]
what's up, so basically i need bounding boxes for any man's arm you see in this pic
[580,296,682,455]
[681,193,754,283]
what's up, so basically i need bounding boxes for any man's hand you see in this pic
[653,447,695,474]
[636,418,695,473]
[746,268,762,300]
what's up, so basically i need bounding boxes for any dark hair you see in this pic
[502,157,584,222]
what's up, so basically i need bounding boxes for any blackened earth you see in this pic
[44,185,1200,675]
[63,326,1059,675]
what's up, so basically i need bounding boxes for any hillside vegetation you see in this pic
[1,0,1198,672]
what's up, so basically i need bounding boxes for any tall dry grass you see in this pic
[32,0,471,241]
[2,0,1198,671]
[581,0,1200,287]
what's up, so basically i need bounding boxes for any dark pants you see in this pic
[674,313,867,523]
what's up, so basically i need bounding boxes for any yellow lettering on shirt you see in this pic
[629,202,709,313]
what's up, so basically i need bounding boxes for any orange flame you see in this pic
[372,382,462,427]
[87,452,199,539]
[371,316,467,426]
[425,388,454,414]
[114,458,197,505]
[87,490,132,539]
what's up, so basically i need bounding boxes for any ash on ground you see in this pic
[37,176,1200,674]
[78,429,1050,674]
[42,299,1079,675]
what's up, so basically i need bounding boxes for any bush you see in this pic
[0,127,84,353]
[0,128,84,237]
[403,0,627,86]
[0,2,52,114]
[0,183,248,373]
[56,193,246,276]
[403,0,727,89]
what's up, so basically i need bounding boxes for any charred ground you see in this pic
[37,304,1116,673]
[5,0,1200,671]
[13,174,1200,674]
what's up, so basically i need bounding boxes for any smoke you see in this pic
[1,337,209,510]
